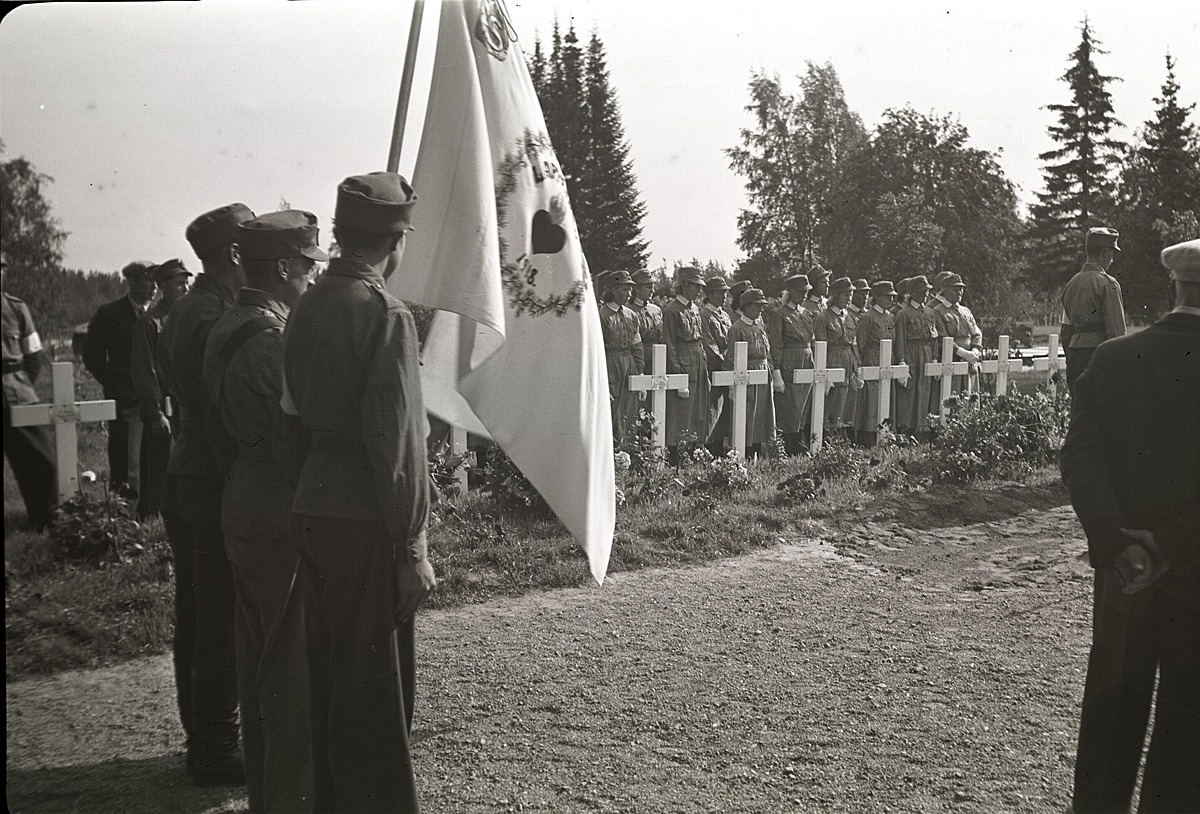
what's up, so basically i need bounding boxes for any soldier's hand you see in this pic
[395,558,437,623]
[151,415,172,437]
[1117,528,1169,594]
[771,370,785,394]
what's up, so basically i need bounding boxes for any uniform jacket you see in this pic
[631,299,664,347]
[2,292,42,406]
[767,302,814,367]
[855,305,895,365]
[931,296,976,350]
[203,288,308,539]
[130,298,173,423]
[894,302,939,364]
[599,302,644,369]
[699,302,732,373]
[663,296,705,373]
[1060,311,1200,571]
[158,273,237,479]
[281,257,430,563]
[1061,262,1126,349]
[83,295,146,408]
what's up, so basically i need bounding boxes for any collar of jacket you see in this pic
[675,294,693,306]
[740,314,762,326]
[704,302,723,313]
[1080,262,1108,274]
[873,304,888,314]
[1170,305,1200,318]
[325,256,386,286]
[193,272,237,304]
[604,301,622,313]
[237,287,290,321]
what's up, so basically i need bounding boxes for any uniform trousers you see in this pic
[295,515,420,814]
[1065,346,1097,398]
[225,531,313,813]
[1071,567,1200,814]
[3,403,56,529]
[166,474,240,762]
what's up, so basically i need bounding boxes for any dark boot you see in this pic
[190,666,243,786]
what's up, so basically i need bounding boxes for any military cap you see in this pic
[152,258,191,284]
[675,266,705,285]
[606,270,635,287]
[829,276,853,296]
[1161,238,1200,282]
[908,275,933,293]
[594,270,614,287]
[871,280,897,297]
[705,276,731,291]
[852,278,870,291]
[186,203,256,258]
[238,210,330,262]
[933,271,955,289]
[730,280,753,296]
[784,273,811,292]
[806,264,830,286]
[740,287,768,306]
[940,272,965,288]
[1084,226,1121,252]
[336,172,417,235]
[897,277,913,296]
[631,269,655,286]
[121,261,155,279]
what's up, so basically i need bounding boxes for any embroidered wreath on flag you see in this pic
[495,130,589,318]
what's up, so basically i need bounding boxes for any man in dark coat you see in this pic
[1060,238,1200,814]
[159,203,256,785]
[282,173,435,812]
[83,261,156,509]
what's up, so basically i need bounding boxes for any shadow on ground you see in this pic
[6,755,247,814]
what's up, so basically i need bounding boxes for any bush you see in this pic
[43,488,154,570]
[925,389,1067,484]
[476,447,553,516]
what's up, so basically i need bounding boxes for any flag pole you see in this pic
[388,0,426,173]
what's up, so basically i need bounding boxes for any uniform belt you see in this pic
[782,342,810,349]
[2,359,25,374]
[1068,320,1105,333]
[604,345,635,352]
[906,339,936,345]
[310,430,367,452]
[237,444,275,461]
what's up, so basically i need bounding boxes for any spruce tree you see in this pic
[1028,19,1124,289]
[1116,54,1200,318]
[577,29,649,271]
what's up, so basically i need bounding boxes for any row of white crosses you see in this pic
[629,335,1067,460]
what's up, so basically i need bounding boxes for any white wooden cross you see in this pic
[792,341,846,452]
[628,344,689,451]
[1032,333,1064,397]
[9,361,117,503]
[449,425,469,493]
[858,339,909,440]
[980,335,1024,396]
[710,341,769,460]
[925,336,971,424]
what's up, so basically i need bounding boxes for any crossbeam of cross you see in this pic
[792,341,846,452]
[9,361,116,503]
[858,339,909,440]
[710,341,769,460]
[629,344,689,452]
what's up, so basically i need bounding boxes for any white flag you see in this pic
[394,0,614,584]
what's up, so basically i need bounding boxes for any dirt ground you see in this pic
[7,484,1100,813]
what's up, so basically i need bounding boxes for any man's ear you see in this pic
[228,243,242,266]
[278,258,290,280]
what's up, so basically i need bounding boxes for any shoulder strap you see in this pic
[216,314,282,402]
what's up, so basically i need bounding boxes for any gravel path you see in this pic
[7,491,1095,813]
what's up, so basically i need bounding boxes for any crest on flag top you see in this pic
[394,0,614,584]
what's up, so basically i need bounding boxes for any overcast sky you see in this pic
[1,0,1197,275]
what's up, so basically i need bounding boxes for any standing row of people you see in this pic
[73,172,435,812]
[596,262,989,456]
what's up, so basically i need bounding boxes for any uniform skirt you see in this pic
[666,342,710,447]
[896,340,936,431]
[607,349,638,444]
[773,345,813,433]
[824,344,857,427]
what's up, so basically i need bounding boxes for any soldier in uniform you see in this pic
[700,276,732,457]
[83,261,156,512]
[630,269,663,347]
[840,278,871,434]
[663,266,710,465]
[598,270,644,445]
[1061,238,1199,814]
[203,210,326,813]
[931,273,981,396]
[727,287,775,459]
[814,277,859,437]
[769,274,815,455]
[130,258,191,519]
[802,265,830,315]
[1061,226,1127,394]
[894,276,939,436]
[160,203,255,784]
[855,280,898,446]
[281,173,435,813]
[2,253,56,530]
